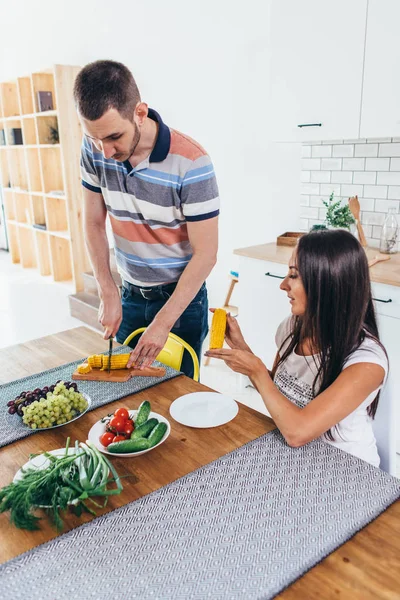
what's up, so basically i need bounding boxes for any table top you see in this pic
[234,242,400,287]
[1,326,399,599]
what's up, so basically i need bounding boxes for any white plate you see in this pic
[169,392,239,428]
[22,393,91,431]
[13,448,76,483]
[87,410,171,457]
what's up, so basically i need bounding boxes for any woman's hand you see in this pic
[204,347,268,379]
[210,309,251,352]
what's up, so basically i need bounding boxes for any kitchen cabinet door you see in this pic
[360,0,400,138]
[269,0,367,142]
[236,256,290,369]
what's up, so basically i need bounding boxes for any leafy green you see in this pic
[322,192,355,229]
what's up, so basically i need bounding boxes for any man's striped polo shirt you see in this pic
[80,109,220,287]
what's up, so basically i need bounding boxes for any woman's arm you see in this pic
[205,348,385,447]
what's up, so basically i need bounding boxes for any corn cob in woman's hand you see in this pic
[209,309,227,349]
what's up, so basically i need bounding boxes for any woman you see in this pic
[205,230,388,467]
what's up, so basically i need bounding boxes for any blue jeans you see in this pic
[116,282,209,379]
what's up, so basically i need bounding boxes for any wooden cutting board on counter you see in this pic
[72,365,166,382]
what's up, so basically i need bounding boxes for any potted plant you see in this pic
[322,192,355,230]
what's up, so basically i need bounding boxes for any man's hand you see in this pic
[127,320,170,369]
[98,288,122,339]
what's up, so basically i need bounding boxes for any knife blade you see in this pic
[108,337,113,373]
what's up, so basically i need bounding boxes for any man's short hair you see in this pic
[73,60,141,121]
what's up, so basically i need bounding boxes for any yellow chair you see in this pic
[123,327,200,381]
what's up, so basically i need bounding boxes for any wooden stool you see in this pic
[204,271,239,366]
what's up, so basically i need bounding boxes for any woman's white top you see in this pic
[274,317,388,467]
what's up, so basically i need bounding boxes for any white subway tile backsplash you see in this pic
[300,195,310,206]
[390,158,400,171]
[367,138,392,143]
[343,158,365,171]
[301,183,320,195]
[300,139,400,241]
[311,145,332,158]
[354,144,378,158]
[365,158,390,171]
[321,158,342,171]
[375,199,400,213]
[388,186,400,200]
[361,212,385,226]
[320,184,340,196]
[341,184,364,197]
[309,196,324,208]
[379,143,400,157]
[333,144,354,158]
[358,197,375,212]
[299,218,309,231]
[363,185,388,199]
[372,225,382,240]
[353,171,376,184]
[300,206,319,219]
[302,158,321,170]
[310,171,331,183]
[331,171,353,184]
[377,172,400,185]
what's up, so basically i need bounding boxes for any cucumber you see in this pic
[147,422,168,448]
[107,438,150,454]
[130,418,158,440]
[135,400,151,427]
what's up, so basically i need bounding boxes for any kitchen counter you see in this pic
[234,242,400,287]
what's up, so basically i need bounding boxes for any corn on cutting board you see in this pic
[72,366,166,382]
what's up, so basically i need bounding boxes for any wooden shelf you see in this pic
[0,65,90,289]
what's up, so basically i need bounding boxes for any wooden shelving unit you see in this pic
[0,65,90,290]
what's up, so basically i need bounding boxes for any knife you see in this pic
[107,337,113,373]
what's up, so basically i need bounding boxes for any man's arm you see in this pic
[83,187,122,339]
[127,216,218,368]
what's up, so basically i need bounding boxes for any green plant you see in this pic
[322,192,355,230]
[48,125,59,144]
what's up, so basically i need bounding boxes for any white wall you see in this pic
[0,0,300,305]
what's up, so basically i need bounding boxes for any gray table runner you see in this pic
[1,430,399,599]
[0,345,181,448]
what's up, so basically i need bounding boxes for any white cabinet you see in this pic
[360,0,400,138]
[268,0,367,142]
[236,256,290,368]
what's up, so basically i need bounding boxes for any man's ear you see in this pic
[134,102,148,126]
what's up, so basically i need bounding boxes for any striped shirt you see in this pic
[80,109,220,286]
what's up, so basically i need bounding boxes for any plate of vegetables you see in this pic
[0,437,123,531]
[7,380,91,430]
[88,400,170,457]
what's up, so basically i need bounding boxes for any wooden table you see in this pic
[1,326,399,599]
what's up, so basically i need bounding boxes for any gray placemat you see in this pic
[0,345,181,448]
[1,430,399,599]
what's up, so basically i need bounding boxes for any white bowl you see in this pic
[87,409,171,457]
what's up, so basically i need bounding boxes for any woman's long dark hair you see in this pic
[272,229,387,440]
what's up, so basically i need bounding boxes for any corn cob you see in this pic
[209,308,227,349]
[77,362,92,374]
[87,354,102,369]
[100,353,131,370]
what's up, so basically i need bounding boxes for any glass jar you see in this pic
[379,207,399,254]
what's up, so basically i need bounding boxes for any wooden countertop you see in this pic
[234,242,400,287]
[1,327,400,599]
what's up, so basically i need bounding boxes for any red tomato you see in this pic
[113,435,126,443]
[114,407,129,421]
[123,420,134,436]
[109,416,125,432]
[99,432,115,447]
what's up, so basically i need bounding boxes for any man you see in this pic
[73,60,219,378]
